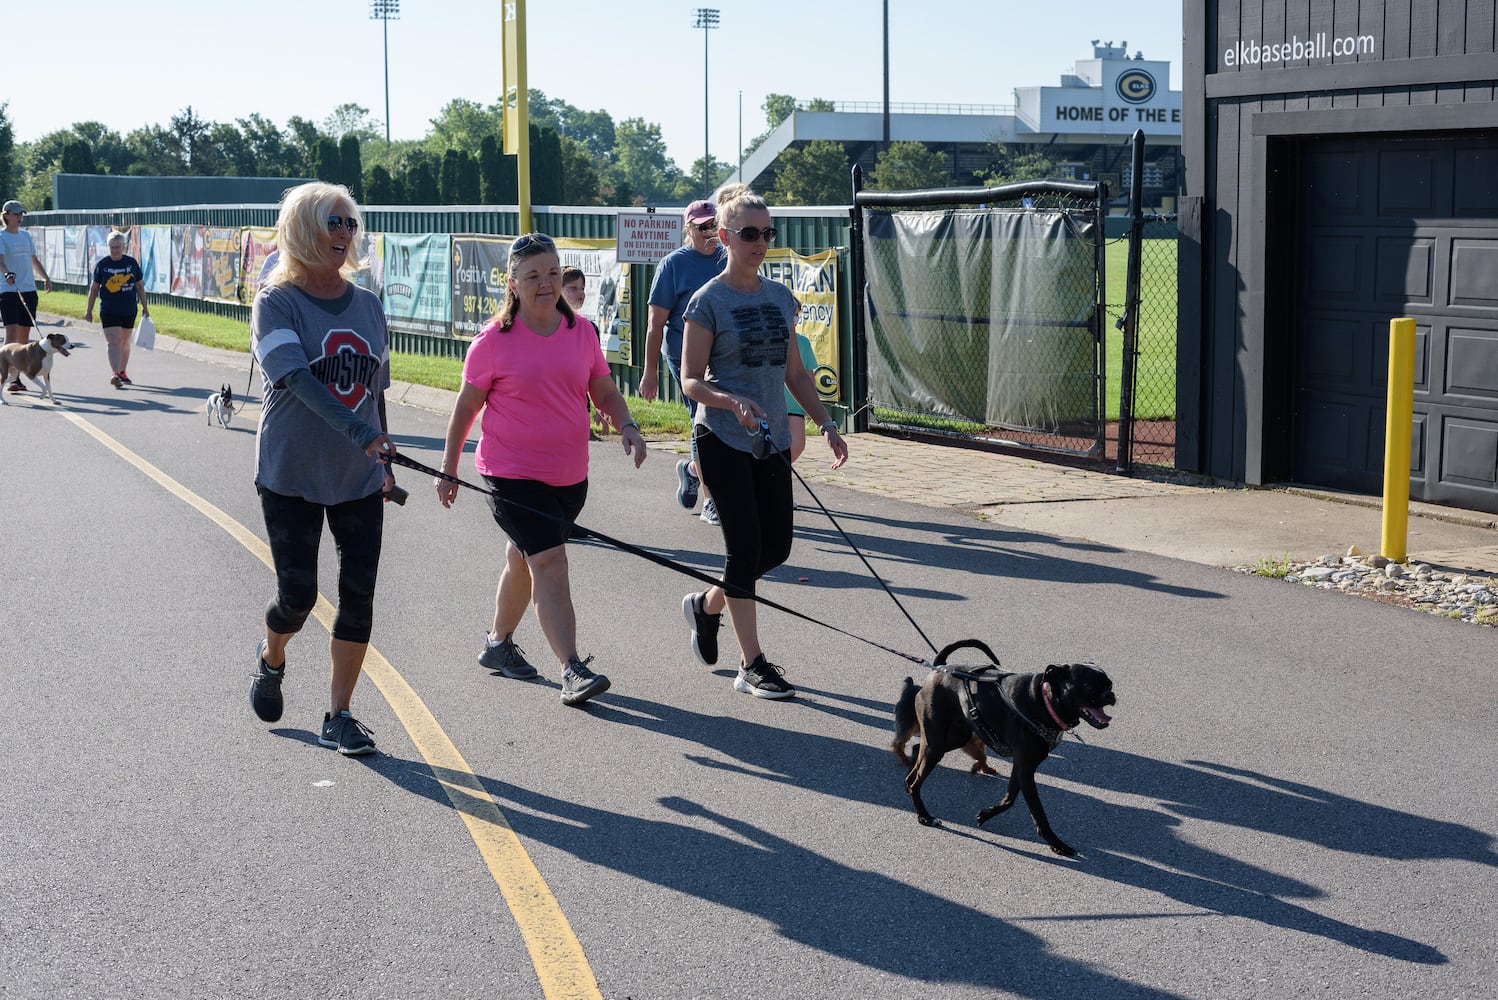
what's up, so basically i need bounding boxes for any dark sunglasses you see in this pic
[511,232,557,256]
[727,226,776,244]
[327,215,360,235]
[693,220,718,233]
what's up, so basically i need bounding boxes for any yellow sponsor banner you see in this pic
[762,248,840,401]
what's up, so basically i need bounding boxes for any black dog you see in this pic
[893,639,1116,857]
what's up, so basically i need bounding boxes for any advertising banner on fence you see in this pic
[555,238,630,365]
[170,225,204,299]
[450,236,510,338]
[140,226,172,294]
[84,227,113,277]
[239,227,278,304]
[382,233,451,336]
[203,227,241,304]
[763,248,840,401]
[63,227,88,285]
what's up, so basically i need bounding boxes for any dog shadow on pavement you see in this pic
[364,690,1458,973]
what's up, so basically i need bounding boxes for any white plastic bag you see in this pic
[133,315,156,350]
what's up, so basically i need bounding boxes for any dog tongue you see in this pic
[1086,706,1112,724]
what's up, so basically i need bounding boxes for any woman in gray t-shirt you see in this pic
[679,183,848,701]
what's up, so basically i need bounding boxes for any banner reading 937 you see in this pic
[450,236,511,338]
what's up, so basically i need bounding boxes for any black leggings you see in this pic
[695,428,793,599]
[258,485,385,643]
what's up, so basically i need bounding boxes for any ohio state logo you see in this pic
[312,329,381,409]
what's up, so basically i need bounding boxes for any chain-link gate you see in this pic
[850,179,1108,458]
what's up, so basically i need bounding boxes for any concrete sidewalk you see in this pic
[119,322,1498,579]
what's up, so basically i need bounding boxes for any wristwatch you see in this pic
[819,420,839,435]
[621,418,640,431]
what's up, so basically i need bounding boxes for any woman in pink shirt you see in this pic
[437,232,646,707]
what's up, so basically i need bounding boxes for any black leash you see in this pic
[386,450,936,668]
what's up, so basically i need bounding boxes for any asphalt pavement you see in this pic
[3,316,1495,1000]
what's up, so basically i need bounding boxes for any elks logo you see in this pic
[1116,69,1156,104]
[313,329,380,409]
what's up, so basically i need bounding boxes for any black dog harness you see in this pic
[948,665,1065,756]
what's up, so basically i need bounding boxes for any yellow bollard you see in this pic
[1381,318,1416,563]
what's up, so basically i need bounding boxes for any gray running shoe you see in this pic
[699,498,721,526]
[682,592,721,666]
[478,634,539,679]
[676,460,700,509]
[319,710,376,755]
[250,639,284,723]
[734,654,795,700]
[560,656,611,706]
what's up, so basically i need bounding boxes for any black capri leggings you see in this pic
[258,485,385,644]
[695,428,793,599]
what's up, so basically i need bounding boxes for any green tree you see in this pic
[284,116,323,175]
[125,124,186,175]
[607,117,672,203]
[404,155,439,205]
[680,155,732,200]
[204,122,253,176]
[976,144,1056,186]
[168,106,212,173]
[869,141,949,190]
[313,137,341,183]
[365,164,400,204]
[238,114,296,175]
[60,138,94,174]
[0,105,12,198]
[768,140,849,205]
[69,122,132,174]
[427,98,502,153]
[528,90,616,161]
[529,125,564,205]
[339,135,363,200]
[478,134,515,204]
[323,103,383,144]
[558,135,600,206]
[439,148,462,204]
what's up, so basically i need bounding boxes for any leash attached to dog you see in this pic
[386,451,935,668]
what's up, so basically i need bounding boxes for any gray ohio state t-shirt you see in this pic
[683,276,798,454]
[251,282,390,504]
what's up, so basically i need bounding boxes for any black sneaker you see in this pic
[676,459,700,509]
[682,592,721,666]
[734,654,795,700]
[560,655,610,706]
[250,639,284,723]
[118,372,133,385]
[478,634,538,679]
[319,710,376,755]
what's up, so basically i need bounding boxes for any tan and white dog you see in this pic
[0,332,72,405]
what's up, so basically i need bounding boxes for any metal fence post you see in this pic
[1116,129,1146,473]
[849,163,869,433]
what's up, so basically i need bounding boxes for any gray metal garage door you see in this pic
[1293,134,1498,514]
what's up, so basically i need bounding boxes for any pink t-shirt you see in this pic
[463,314,610,486]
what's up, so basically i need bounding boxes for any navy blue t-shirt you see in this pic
[92,255,144,312]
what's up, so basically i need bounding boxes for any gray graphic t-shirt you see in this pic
[252,282,390,504]
[683,276,798,454]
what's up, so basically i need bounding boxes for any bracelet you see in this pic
[819,420,838,435]
[621,418,640,431]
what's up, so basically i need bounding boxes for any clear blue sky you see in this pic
[9,0,1181,171]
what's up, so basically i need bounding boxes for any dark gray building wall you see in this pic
[1179,0,1498,484]
[52,174,315,210]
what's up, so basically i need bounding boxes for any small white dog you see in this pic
[206,383,236,428]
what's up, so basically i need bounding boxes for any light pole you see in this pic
[693,8,719,197]
[370,0,400,147]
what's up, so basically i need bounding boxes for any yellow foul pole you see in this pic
[1380,317,1416,563]
[503,0,532,233]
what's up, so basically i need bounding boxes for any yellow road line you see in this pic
[61,411,601,1000]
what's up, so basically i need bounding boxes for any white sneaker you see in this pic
[700,499,721,526]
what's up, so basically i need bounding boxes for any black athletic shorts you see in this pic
[483,475,588,556]
[0,291,39,327]
[100,310,137,331]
